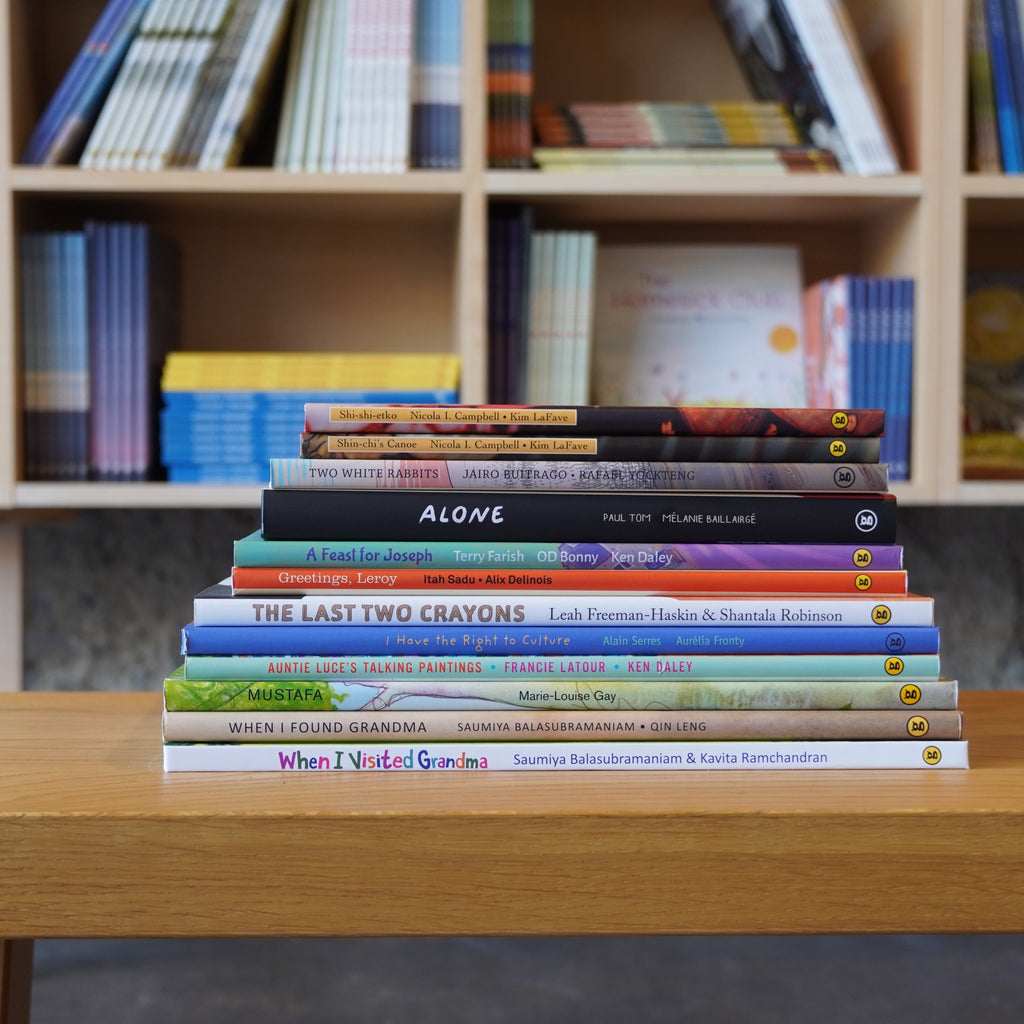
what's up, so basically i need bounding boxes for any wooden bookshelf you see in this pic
[0,688,1021,1022]
[0,1,1003,689]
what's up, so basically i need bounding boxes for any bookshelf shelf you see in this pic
[9,166,470,197]
[487,171,927,201]
[13,481,263,509]
[0,0,999,687]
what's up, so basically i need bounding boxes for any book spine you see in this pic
[229,566,910,596]
[267,458,890,492]
[986,0,1024,170]
[259,489,900,543]
[175,650,939,682]
[190,590,935,628]
[161,708,962,743]
[166,673,956,712]
[179,623,942,658]
[233,535,905,571]
[162,738,970,771]
[969,0,1004,171]
[298,433,882,463]
[302,404,885,437]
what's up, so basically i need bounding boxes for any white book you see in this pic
[570,232,597,404]
[274,0,320,169]
[524,231,555,403]
[134,0,206,167]
[145,37,217,168]
[319,0,350,171]
[126,32,185,168]
[590,244,807,407]
[163,738,970,772]
[340,0,375,171]
[109,0,185,169]
[381,0,414,172]
[79,34,153,168]
[780,0,900,175]
[550,232,578,402]
[301,0,336,170]
[191,583,937,628]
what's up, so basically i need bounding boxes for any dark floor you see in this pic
[27,934,1024,1022]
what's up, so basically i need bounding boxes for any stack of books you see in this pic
[531,100,840,175]
[162,403,967,772]
[159,351,460,482]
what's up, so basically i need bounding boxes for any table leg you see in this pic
[0,940,32,1024]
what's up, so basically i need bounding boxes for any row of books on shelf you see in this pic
[160,351,460,482]
[22,0,461,172]
[531,101,841,175]
[486,0,899,175]
[18,220,460,481]
[162,400,966,772]
[21,221,178,481]
[20,215,914,483]
[968,0,1024,173]
[487,215,914,479]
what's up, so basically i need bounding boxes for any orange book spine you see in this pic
[230,567,909,596]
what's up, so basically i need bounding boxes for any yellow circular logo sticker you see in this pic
[770,326,800,353]
[885,657,905,676]
[871,604,892,625]
[853,548,873,567]
[907,715,930,737]
[855,574,873,591]
[829,440,848,458]
[831,412,850,431]
[922,746,942,766]
[900,684,922,705]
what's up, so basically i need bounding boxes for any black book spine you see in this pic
[260,490,899,544]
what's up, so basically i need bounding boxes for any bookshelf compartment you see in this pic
[12,190,463,359]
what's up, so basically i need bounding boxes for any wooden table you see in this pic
[2,689,1024,1022]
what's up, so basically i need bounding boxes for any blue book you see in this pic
[1001,0,1024,158]
[848,275,869,409]
[84,220,111,478]
[166,462,272,484]
[412,0,461,168]
[893,277,915,480]
[986,0,1024,170]
[161,389,460,410]
[61,232,90,479]
[21,0,151,164]
[180,622,941,657]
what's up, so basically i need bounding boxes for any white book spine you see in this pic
[278,0,321,170]
[163,738,970,772]
[191,588,936,628]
